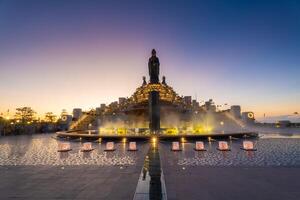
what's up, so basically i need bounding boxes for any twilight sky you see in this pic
[0,0,299,121]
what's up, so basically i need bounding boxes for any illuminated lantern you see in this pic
[242,141,256,151]
[81,142,94,152]
[61,115,67,121]
[128,142,137,151]
[105,142,115,151]
[58,142,71,152]
[247,112,254,119]
[171,142,181,151]
[217,141,230,151]
[194,141,206,151]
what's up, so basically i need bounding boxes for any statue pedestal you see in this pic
[149,91,160,134]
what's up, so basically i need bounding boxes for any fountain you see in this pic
[57,142,72,152]
[128,142,138,151]
[81,142,94,152]
[56,50,258,141]
[217,141,230,151]
[194,141,206,151]
[241,141,257,151]
[105,142,116,151]
[171,142,181,151]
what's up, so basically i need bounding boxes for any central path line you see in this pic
[133,143,167,200]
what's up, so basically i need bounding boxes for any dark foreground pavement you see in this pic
[162,166,300,200]
[0,165,143,200]
[159,142,300,200]
[0,142,149,200]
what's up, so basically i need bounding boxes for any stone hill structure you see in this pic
[67,49,256,136]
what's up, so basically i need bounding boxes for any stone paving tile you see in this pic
[0,143,149,200]
[159,143,300,200]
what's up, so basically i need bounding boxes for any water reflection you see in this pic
[59,152,69,159]
[82,151,92,159]
[220,151,229,158]
[142,156,149,181]
[260,133,300,139]
[163,138,300,167]
[0,134,139,166]
[133,143,167,200]
[245,151,255,158]
[148,144,162,200]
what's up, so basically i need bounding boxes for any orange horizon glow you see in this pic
[1,1,299,122]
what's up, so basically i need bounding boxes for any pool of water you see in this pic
[1,133,300,167]
[160,137,300,167]
[0,134,148,166]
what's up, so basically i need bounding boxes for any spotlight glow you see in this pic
[151,137,157,143]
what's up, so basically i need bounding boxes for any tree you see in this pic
[44,112,57,123]
[15,107,36,123]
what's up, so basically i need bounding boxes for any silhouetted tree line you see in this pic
[0,107,61,136]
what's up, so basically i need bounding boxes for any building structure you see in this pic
[242,112,255,124]
[230,105,241,119]
[72,108,82,121]
[68,50,253,134]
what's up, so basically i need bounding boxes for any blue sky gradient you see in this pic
[0,0,299,121]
